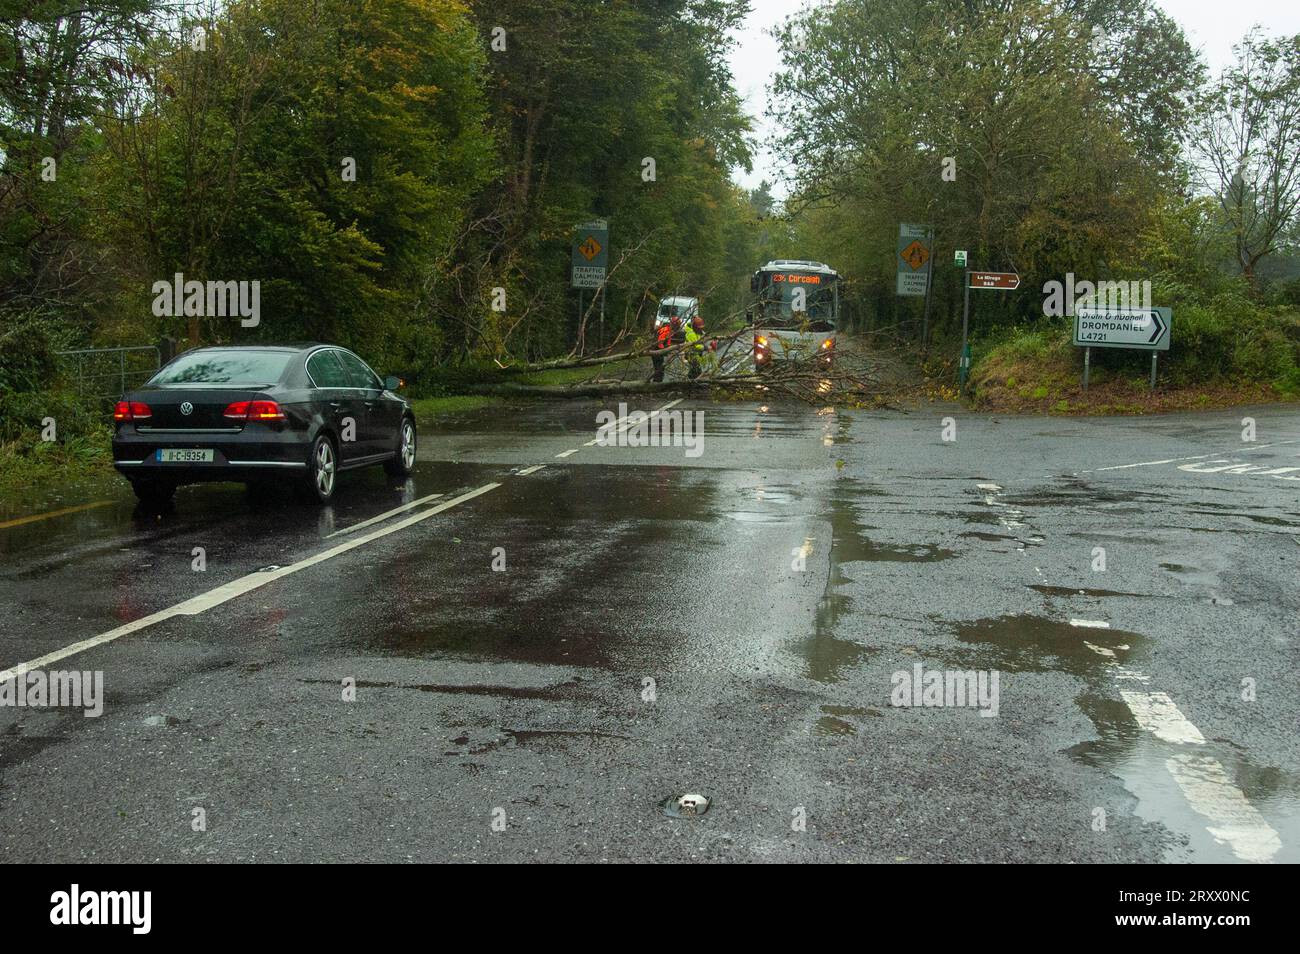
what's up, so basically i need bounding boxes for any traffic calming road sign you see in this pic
[572,219,609,289]
[969,271,1020,290]
[896,223,933,297]
[900,240,930,270]
[1074,306,1171,350]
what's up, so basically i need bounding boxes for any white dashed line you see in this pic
[516,465,545,476]
[560,398,685,460]
[1,397,695,677]
[1166,754,1282,863]
[1119,690,1206,745]
[1092,455,1210,472]
[1081,642,1280,861]
[326,492,445,537]
[0,482,502,681]
[1069,618,1110,629]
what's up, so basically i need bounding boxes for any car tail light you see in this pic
[114,401,152,421]
[223,400,285,421]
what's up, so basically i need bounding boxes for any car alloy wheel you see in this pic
[401,421,416,469]
[315,438,336,498]
[386,418,417,477]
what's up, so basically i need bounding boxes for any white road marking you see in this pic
[1093,455,1210,472]
[975,481,1029,542]
[1084,649,1276,860]
[0,482,502,681]
[570,398,685,455]
[1166,753,1282,863]
[1069,618,1110,629]
[1178,459,1300,480]
[326,493,445,537]
[516,465,545,475]
[602,398,683,436]
[1120,690,1206,745]
[2,398,686,679]
[1088,439,1300,478]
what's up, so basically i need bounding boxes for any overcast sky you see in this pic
[728,0,1300,195]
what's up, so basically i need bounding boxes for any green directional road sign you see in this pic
[571,219,609,289]
[1073,306,1172,351]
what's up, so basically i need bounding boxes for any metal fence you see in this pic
[55,346,162,402]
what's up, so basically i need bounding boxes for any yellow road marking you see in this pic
[0,500,113,530]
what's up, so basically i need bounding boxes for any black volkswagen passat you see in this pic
[112,344,416,507]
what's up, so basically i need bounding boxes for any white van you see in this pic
[655,296,699,329]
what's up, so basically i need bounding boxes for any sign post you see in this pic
[960,271,971,391]
[571,219,609,290]
[960,270,1020,394]
[1072,306,1172,391]
[896,224,933,297]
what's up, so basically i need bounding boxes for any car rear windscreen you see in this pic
[150,350,292,386]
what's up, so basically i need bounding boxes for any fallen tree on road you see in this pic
[474,329,895,406]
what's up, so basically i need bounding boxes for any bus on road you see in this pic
[747,260,840,369]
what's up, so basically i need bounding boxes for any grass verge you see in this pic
[968,313,1300,414]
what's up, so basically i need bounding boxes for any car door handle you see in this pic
[364,400,378,408]
[328,401,343,410]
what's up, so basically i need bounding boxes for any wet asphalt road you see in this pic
[0,397,1297,863]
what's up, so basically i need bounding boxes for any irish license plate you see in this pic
[156,448,214,463]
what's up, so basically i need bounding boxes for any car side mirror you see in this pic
[384,375,402,391]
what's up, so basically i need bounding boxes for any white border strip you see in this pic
[0,482,501,681]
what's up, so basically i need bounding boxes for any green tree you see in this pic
[1191,30,1300,286]
[769,0,1201,336]
[97,0,496,370]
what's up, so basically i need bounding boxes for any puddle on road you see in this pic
[825,483,956,564]
[1029,584,1151,599]
[376,620,614,670]
[813,715,857,737]
[1070,695,1300,863]
[299,677,581,701]
[1189,510,1300,528]
[812,703,883,738]
[787,481,871,683]
[955,614,1299,862]
[1001,477,1171,508]
[954,614,1143,678]
[822,704,883,718]
[788,481,953,684]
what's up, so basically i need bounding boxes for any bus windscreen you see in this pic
[756,271,838,327]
